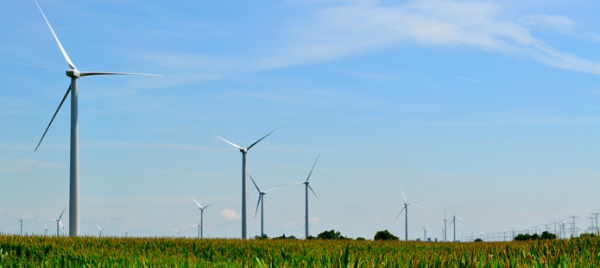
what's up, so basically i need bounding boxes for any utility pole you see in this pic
[570,216,578,237]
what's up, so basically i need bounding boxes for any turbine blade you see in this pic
[307,184,320,201]
[57,207,66,221]
[190,196,202,209]
[456,216,465,221]
[263,188,276,193]
[395,206,406,220]
[95,224,101,230]
[401,187,407,202]
[34,0,76,69]
[35,83,72,151]
[254,195,262,218]
[275,182,304,186]
[409,203,425,209]
[305,153,321,182]
[246,126,283,150]
[249,175,261,193]
[207,131,242,149]
[204,202,216,209]
[79,72,162,77]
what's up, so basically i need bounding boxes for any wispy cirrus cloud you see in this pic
[251,0,600,75]
[0,158,62,171]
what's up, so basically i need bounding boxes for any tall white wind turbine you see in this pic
[95,224,104,237]
[51,207,66,236]
[44,225,49,236]
[394,187,424,241]
[18,209,33,236]
[208,126,281,239]
[250,175,276,237]
[278,154,321,239]
[420,226,428,241]
[173,226,187,238]
[191,197,214,239]
[33,1,160,237]
[449,210,464,242]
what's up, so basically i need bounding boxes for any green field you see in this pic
[1,234,599,267]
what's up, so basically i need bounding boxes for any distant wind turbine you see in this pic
[191,197,214,239]
[44,225,49,236]
[394,187,424,241]
[33,1,160,237]
[278,154,321,239]
[51,207,66,236]
[250,175,276,237]
[18,209,33,236]
[173,226,187,238]
[95,224,104,237]
[449,210,464,242]
[208,126,281,239]
[420,226,428,241]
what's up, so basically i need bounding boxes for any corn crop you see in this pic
[0,234,599,267]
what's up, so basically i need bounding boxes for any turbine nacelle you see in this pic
[239,148,248,153]
[66,69,80,78]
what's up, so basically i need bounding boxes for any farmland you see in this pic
[1,234,599,267]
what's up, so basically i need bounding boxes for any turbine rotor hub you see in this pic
[239,148,247,153]
[66,69,80,78]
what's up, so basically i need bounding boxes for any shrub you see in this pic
[374,230,399,241]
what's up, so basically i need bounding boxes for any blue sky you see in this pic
[1,0,600,240]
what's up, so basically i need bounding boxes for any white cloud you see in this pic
[372,217,381,223]
[0,159,62,171]
[454,76,478,82]
[252,0,600,75]
[283,222,297,228]
[219,209,241,221]
[520,14,574,34]
[309,217,321,224]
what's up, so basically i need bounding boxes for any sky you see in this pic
[1,0,600,240]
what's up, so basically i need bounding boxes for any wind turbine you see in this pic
[208,126,281,239]
[443,210,448,242]
[33,1,160,237]
[449,210,464,242]
[124,228,129,238]
[18,209,33,236]
[95,224,104,237]
[51,207,66,236]
[44,225,50,236]
[278,154,321,239]
[394,187,424,241]
[420,226,428,241]
[191,197,214,239]
[250,175,276,237]
[173,226,187,238]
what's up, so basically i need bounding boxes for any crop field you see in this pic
[0,234,599,267]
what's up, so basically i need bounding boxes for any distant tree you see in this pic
[273,234,297,240]
[356,237,366,241]
[473,238,483,242]
[514,234,532,241]
[374,230,399,241]
[317,230,343,240]
[579,233,596,239]
[254,234,269,239]
[540,231,556,240]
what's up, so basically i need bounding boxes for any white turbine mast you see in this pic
[173,226,188,238]
[394,187,424,241]
[449,209,464,242]
[95,223,104,237]
[278,153,321,239]
[250,175,276,237]
[208,126,282,239]
[191,196,215,239]
[33,0,160,237]
[50,207,66,237]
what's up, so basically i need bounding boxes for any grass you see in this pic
[1,234,599,267]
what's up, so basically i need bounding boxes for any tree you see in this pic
[540,231,556,240]
[374,230,399,241]
[474,238,483,242]
[356,237,366,241]
[317,230,343,240]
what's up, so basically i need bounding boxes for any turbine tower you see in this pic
[394,187,424,241]
[95,224,104,237]
[51,207,66,237]
[449,210,464,242]
[420,226,428,241]
[250,175,276,237]
[191,197,214,238]
[278,154,321,239]
[173,226,187,238]
[33,1,160,237]
[208,126,281,239]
